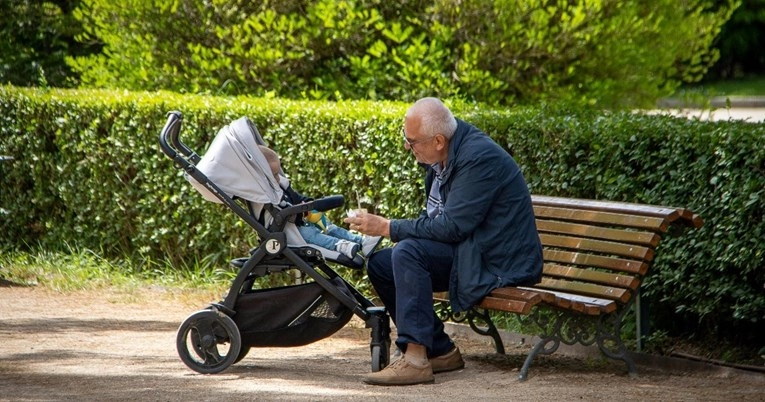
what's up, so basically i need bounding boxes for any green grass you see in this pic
[0,246,370,300]
[0,247,235,294]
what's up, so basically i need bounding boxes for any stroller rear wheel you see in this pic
[176,309,241,374]
[234,345,251,363]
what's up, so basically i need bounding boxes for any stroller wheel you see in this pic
[176,309,241,374]
[234,345,251,364]
[370,344,390,372]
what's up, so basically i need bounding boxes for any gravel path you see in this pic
[1,285,763,401]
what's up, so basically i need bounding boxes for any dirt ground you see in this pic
[1,284,763,402]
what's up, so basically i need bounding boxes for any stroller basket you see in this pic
[234,278,354,347]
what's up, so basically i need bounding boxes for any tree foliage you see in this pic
[0,0,98,88]
[706,0,765,79]
[66,0,738,108]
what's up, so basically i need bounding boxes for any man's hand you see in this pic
[344,211,391,238]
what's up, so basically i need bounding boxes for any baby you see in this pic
[259,145,381,259]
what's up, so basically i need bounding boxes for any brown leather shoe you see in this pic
[430,347,465,373]
[362,357,434,386]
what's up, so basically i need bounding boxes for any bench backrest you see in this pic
[435,196,702,316]
[527,195,703,314]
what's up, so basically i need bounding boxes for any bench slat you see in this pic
[534,205,668,231]
[543,263,640,290]
[569,299,597,315]
[435,288,543,314]
[519,287,618,315]
[540,233,655,261]
[532,195,704,229]
[488,287,542,304]
[433,291,448,301]
[543,249,648,275]
[478,297,535,315]
[535,277,631,303]
[543,293,595,314]
[536,220,660,247]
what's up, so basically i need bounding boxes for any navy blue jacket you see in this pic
[389,119,543,312]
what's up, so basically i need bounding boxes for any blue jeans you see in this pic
[367,238,456,358]
[298,223,361,250]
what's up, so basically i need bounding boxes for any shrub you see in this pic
[0,0,98,88]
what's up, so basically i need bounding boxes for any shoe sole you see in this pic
[432,362,465,374]
[362,377,435,386]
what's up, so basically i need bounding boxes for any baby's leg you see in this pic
[297,225,344,250]
[325,224,362,243]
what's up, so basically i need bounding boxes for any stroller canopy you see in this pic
[188,117,282,205]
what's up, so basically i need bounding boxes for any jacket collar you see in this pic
[441,118,469,180]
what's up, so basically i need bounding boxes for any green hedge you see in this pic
[0,86,762,342]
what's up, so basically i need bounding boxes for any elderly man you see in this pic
[346,97,543,385]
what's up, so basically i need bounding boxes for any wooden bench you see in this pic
[434,195,703,380]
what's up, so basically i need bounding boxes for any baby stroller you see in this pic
[158,111,391,374]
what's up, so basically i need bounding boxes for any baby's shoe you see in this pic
[336,239,361,259]
[361,236,382,258]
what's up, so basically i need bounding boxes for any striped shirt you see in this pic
[427,163,444,218]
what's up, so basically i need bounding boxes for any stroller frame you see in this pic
[159,111,391,374]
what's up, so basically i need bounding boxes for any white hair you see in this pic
[406,97,457,139]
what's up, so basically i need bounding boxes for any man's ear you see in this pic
[435,134,448,150]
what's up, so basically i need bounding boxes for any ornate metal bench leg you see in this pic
[467,308,505,354]
[519,310,564,381]
[596,312,638,377]
[435,301,505,353]
[519,337,559,381]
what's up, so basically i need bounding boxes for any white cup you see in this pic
[346,208,367,218]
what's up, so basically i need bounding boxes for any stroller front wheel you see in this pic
[176,309,242,374]
[370,344,390,372]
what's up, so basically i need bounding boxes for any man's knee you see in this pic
[390,239,424,269]
[367,248,393,284]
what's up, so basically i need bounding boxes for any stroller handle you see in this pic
[158,110,272,240]
[158,111,201,164]
[313,195,345,212]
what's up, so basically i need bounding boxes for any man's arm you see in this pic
[391,147,509,243]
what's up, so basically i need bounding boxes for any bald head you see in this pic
[405,97,457,140]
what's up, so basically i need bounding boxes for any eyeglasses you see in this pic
[402,127,435,148]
